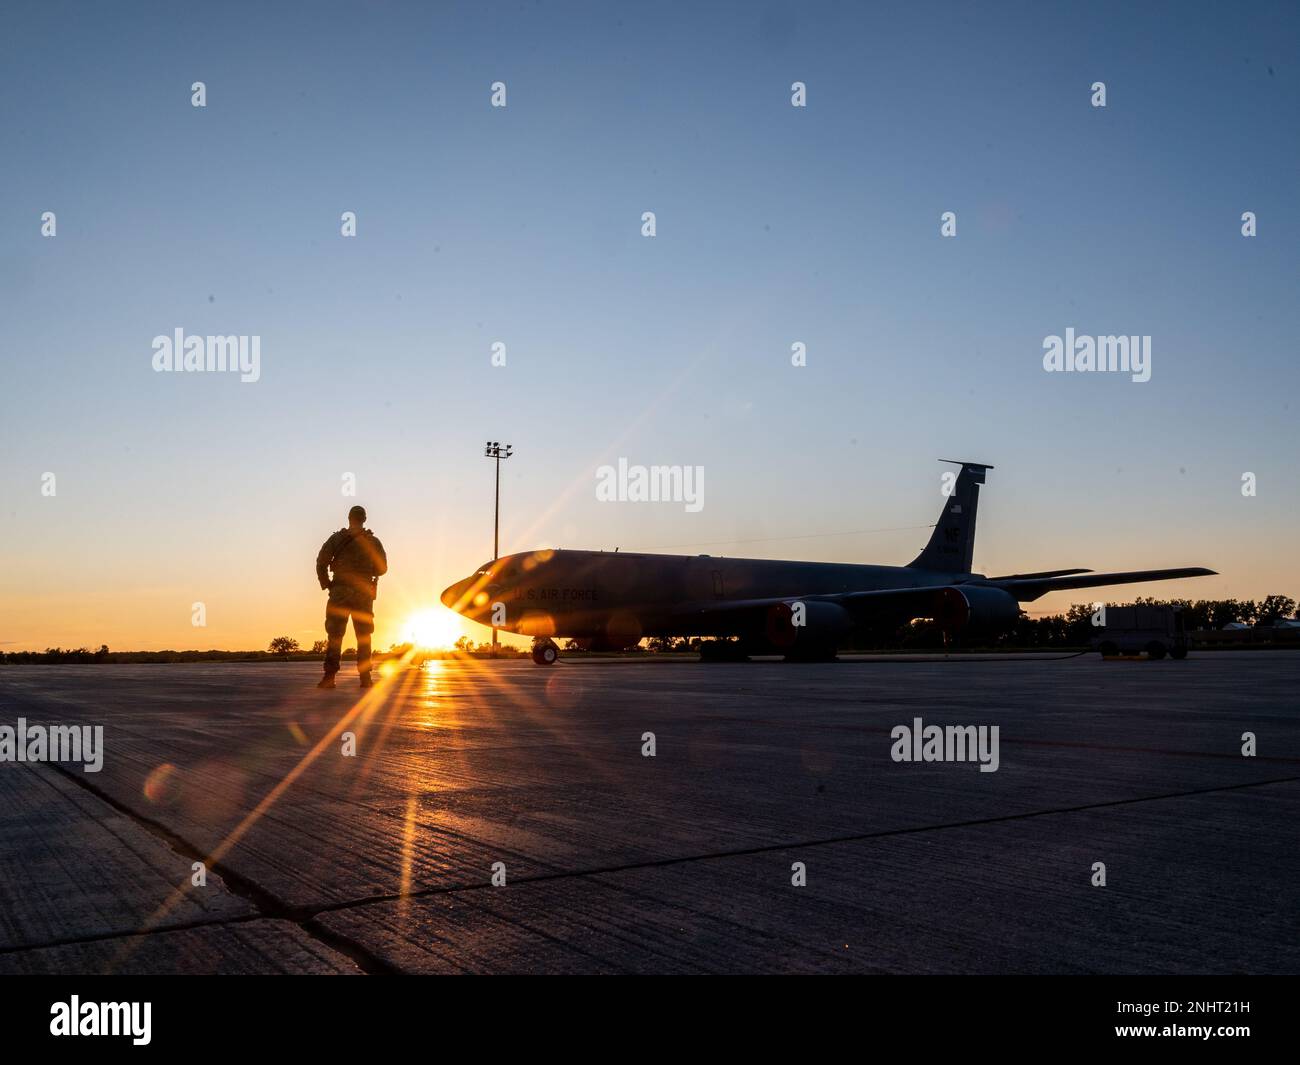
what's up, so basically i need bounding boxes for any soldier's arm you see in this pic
[371,537,388,577]
[316,533,338,589]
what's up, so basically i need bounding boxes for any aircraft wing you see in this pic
[980,567,1218,602]
[660,566,1217,625]
[983,568,1093,581]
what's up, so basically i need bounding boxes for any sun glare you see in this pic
[402,608,464,649]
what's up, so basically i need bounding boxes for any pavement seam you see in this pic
[300,772,1300,916]
[0,913,268,957]
[697,714,1300,764]
[38,761,402,975]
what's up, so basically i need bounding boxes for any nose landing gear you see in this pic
[531,637,559,666]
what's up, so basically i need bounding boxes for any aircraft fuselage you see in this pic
[441,549,959,645]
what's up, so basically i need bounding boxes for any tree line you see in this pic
[3,596,1294,663]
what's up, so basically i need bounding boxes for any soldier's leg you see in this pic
[323,600,348,675]
[353,604,375,676]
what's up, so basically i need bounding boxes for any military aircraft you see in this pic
[441,461,1215,664]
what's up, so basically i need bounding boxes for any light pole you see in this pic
[484,442,513,653]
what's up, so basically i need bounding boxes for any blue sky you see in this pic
[1,0,1297,649]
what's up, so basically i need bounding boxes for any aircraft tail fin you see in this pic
[908,460,993,574]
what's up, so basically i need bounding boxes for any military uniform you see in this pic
[316,527,388,677]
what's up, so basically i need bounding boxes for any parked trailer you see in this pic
[1092,605,1188,660]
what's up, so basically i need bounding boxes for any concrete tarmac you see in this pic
[0,651,1296,974]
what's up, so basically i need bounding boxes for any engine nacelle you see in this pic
[765,600,853,649]
[934,586,1020,634]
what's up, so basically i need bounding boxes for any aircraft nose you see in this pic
[441,578,465,610]
[441,574,498,614]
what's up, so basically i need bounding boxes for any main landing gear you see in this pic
[695,639,839,662]
[531,636,559,666]
[698,640,751,663]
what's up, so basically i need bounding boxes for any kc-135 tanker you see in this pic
[442,461,1215,664]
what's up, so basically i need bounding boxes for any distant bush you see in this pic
[268,636,300,658]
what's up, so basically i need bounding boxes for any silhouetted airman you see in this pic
[316,505,387,688]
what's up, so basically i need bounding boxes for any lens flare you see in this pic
[402,608,463,649]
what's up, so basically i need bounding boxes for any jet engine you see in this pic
[934,585,1020,634]
[764,600,854,650]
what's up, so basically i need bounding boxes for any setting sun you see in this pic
[402,608,464,649]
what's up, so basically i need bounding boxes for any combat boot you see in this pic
[359,671,374,689]
[316,674,336,689]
